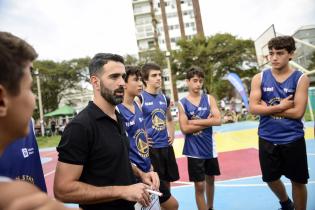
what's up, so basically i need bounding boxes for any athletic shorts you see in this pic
[259,137,309,184]
[149,146,179,182]
[188,157,221,182]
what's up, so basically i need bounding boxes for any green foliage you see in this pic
[124,54,138,66]
[308,51,315,70]
[32,57,90,119]
[139,49,167,68]
[36,135,61,148]
[173,34,258,99]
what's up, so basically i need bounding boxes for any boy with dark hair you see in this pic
[117,66,155,174]
[138,63,179,210]
[178,66,221,210]
[0,31,77,210]
[250,36,309,210]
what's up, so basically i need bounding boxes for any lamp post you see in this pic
[34,69,45,136]
[165,51,175,103]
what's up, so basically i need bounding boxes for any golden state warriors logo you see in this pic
[134,129,149,158]
[191,115,203,135]
[268,98,283,120]
[151,109,166,131]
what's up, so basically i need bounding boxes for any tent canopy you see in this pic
[44,105,76,117]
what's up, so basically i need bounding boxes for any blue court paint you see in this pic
[172,140,315,210]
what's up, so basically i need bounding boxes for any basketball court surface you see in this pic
[40,121,315,210]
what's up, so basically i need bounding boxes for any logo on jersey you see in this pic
[268,97,283,120]
[283,88,294,93]
[198,107,207,111]
[191,115,203,135]
[151,109,166,131]
[21,147,34,158]
[159,101,166,105]
[134,129,149,158]
[145,101,153,106]
[126,120,135,127]
[263,87,274,92]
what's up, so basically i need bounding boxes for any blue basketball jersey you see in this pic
[117,102,151,172]
[0,121,47,192]
[179,94,217,159]
[140,91,169,148]
[259,69,304,144]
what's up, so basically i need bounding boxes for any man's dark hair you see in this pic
[186,66,205,80]
[89,53,124,76]
[140,63,161,86]
[268,36,296,53]
[125,65,141,83]
[0,32,38,96]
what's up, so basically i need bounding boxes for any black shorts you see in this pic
[188,157,221,182]
[149,146,179,182]
[259,137,309,184]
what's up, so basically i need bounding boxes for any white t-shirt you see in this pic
[0,176,11,182]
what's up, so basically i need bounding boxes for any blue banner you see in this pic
[226,73,249,111]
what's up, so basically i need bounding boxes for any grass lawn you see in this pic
[37,135,61,149]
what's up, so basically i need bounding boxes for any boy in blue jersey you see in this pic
[138,63,179,210]
[117,65,158,179]
[0,119,47,192]
[0,31,78,210]
[250,36,309,210]
[178,67,221,210]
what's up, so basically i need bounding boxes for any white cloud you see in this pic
[0,0,314,61]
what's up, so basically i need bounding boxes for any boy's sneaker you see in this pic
[279,198,294,210]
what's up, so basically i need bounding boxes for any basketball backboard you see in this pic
[254,25,276,68]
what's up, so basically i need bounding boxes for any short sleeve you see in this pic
[57,122,91,165]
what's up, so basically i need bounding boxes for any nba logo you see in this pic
[21,148,29,158]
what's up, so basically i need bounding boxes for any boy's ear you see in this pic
[0,85,9,117]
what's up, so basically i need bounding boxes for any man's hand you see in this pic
[120,183,151,207]
[140,171,160,190]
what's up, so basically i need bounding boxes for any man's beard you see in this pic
[100,81,124,105]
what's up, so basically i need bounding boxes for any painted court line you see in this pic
[44,170,55,177]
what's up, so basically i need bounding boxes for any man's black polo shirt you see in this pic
[57,101,136,210]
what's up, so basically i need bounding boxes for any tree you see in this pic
[173,33,258,99]
[124,54,138,66]
[308,51,315,70]
[32,57,90,119]
[139,49,167,68]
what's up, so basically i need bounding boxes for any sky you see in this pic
[0,0,314,61]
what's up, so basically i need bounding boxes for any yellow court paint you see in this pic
[173,127,314,158]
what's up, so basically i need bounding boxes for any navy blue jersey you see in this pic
[259,69,304,144]
[117,102,151,172]
[140,91,169,148]
[179,94,217,159]
[0,121,47,192]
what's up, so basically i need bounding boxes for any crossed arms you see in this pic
[178,95,221,134]
[249,73,309,119]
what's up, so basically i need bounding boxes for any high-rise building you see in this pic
[132,0,203,53]
[132,0,204,101]
[292,25,315,85]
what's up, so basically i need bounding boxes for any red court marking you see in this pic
[174,148,261,183]
[40,150,58,196]
[42,148,261,196]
